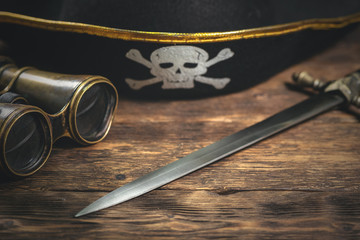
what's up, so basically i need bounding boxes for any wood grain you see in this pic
[1,27,360,239]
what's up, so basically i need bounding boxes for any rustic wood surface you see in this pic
[1,27,360,239]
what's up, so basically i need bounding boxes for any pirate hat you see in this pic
[1,0,360,98]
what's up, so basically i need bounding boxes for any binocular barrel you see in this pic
[0,57,118,178]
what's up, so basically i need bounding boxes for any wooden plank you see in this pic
[0,26,360,239]
[0,191,359,239]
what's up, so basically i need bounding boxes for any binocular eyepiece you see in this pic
[0,100,52,177]
[0,57,118,178]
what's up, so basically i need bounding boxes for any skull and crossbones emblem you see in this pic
[125,46,234,90]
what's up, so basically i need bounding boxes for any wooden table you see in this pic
[1,27,360,239]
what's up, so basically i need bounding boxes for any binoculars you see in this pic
[0,57,118,178]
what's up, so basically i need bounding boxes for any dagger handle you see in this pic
[293,70,360,107]
[292,71,326,90]
[346,70,360,107]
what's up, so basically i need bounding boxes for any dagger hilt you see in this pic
[292,70,360,107]
[292,71,327,90]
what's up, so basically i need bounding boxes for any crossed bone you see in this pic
[125,47,234,90]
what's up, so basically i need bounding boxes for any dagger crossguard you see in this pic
[292,70,360,107]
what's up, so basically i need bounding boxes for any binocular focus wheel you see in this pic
[0,92,27,104]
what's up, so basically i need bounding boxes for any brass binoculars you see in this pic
[0,57,118,178]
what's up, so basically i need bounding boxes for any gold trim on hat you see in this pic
[0,11,359,43]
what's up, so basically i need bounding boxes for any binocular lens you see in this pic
[76,83,117,142]
[4,111,50,176]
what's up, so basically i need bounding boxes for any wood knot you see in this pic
[115,174,126,180]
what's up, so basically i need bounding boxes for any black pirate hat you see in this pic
[1,0,360,98]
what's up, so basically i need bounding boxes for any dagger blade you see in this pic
[75,91,345,217]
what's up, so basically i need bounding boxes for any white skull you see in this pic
[150,46,209,89]
[125,46,234,90]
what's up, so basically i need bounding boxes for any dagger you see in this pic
[75,70,360,217]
